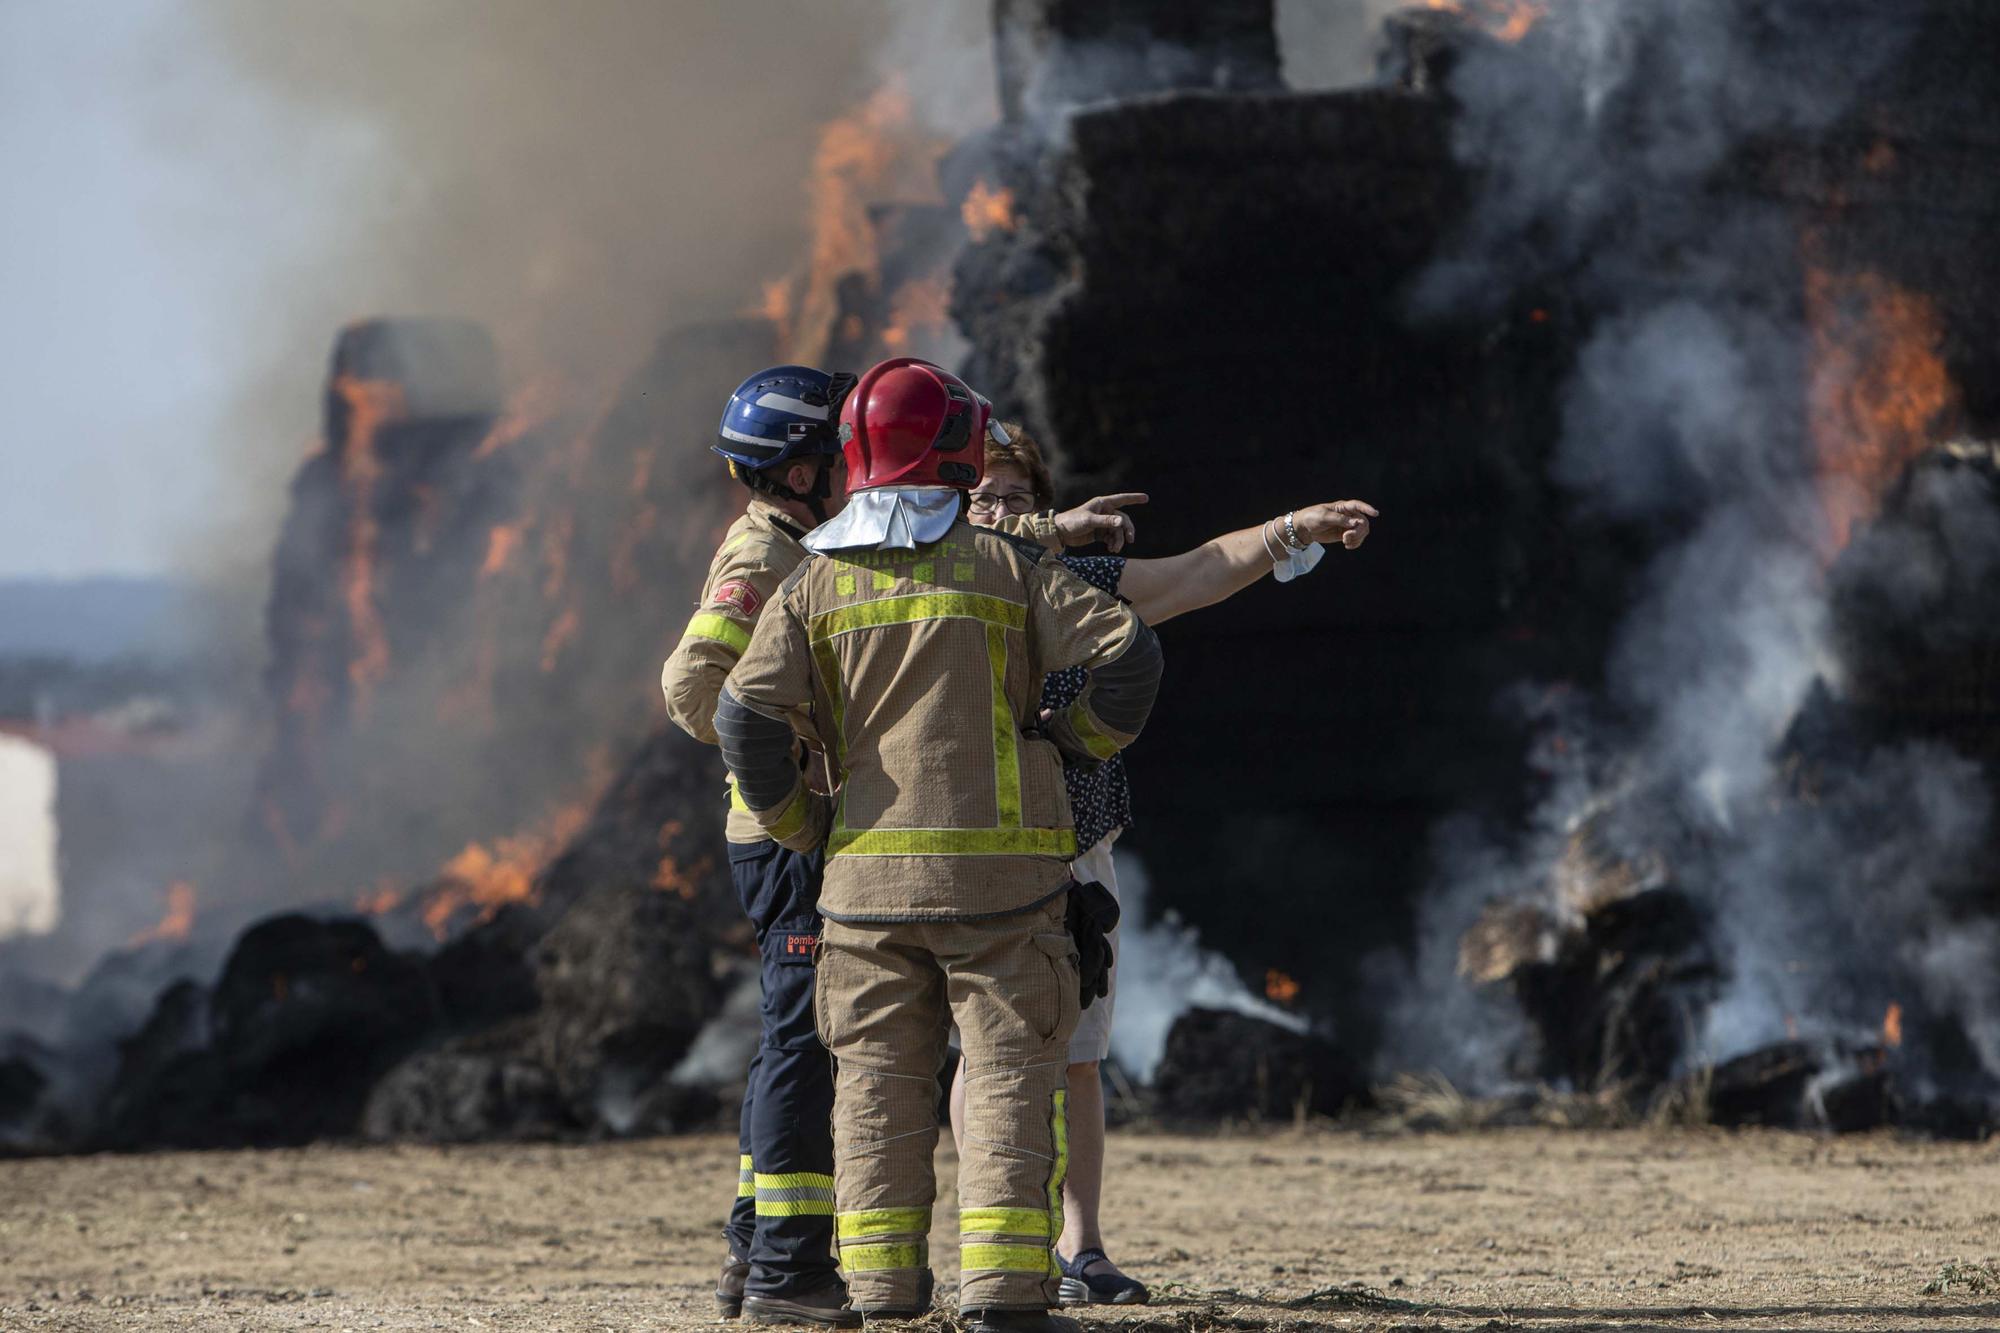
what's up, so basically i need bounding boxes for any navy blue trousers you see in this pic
[723,839,838,1293]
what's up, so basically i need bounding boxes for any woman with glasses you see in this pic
[951,422,1377,1308]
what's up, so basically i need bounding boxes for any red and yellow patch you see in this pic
[708,579,763,618]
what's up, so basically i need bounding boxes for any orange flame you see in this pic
[130,881,197,947]
[756,278,795,353]
[1882,1002,1904,1049]
[420,802,590,940]
[1265,968,1302,1005]
[1422,0,1548,43]
[758,79,950,363]
[539,605,581,674]
[1805,263,1961,554]
[880,276,953,353]
[962,179,1018,243]
[354,882,403,916]
[481,523,525,578]
[331,374,406,712]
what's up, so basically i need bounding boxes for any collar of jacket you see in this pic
[746,494,808,545]
[802,487,962,554]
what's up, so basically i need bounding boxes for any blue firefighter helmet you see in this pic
[713,365,847,473]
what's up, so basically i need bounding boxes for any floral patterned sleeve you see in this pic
[1044,555,1131,853]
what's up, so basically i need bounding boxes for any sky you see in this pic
[1,0,328,579]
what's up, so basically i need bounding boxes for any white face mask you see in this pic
[1272,541,1325,584]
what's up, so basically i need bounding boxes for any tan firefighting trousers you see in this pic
[815,893,1079,1313]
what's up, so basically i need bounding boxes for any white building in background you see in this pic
[0,732,60,937]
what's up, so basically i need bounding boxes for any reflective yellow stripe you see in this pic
[738,1152,756,1197]
[811,639,846,755]
[836,1208,931,1240]
[987,623,1021,828]
[720,532,751,555]
[739,1183,757,1197]
[1066,703,1120,761]
[828,827,1077,858]
[684,612,751,655]
[757,1198,835,1217]
[842,1242,925,1272]
[960,1207,1050,1238]
[728,776,751,814]
[741,1154,755,1168]
[1048,1089,1069,1277]
[754,1171,835,1191]
[961,1243,1052,1273]
[765,784,812,842]
[808,592,1025,643]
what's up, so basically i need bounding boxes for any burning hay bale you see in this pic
[1456,804,1717,1097]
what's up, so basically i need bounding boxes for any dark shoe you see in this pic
[859,1269,935,1320]
[717,1247,751,1318]
[743,1275,863,1329]
[1055,1248,1150,1306]
[962,1309,1081,1333]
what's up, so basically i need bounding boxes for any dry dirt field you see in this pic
[4,1128,1998,1333]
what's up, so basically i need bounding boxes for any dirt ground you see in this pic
[3,1127,1997,1333]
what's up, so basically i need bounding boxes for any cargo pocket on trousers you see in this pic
[1031,931,1081,1042]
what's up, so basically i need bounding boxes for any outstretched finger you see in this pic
[1093,492,1149,512]
[1334,500,1381,518]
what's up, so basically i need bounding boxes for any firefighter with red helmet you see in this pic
[715,358,1163,1333]
[665,365,1153,1328]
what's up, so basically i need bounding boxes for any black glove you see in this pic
[1065,879,1120,1008]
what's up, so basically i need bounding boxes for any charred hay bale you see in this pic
[993,0,1280,126]
[529,885,716,1125]
[1150,1008,1365,1121]
[359,1017,568,1143]
[0,1033,72,1154]
[1506,888,1718,1096]
[98,915,440,1149]
[1829,441,2000,774]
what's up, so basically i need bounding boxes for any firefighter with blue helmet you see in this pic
[665,363,857,1327]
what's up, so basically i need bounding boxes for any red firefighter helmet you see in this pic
[836,357,991,493]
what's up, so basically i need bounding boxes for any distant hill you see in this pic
[0,578,228,664]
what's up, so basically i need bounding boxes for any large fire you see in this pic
[1805,264,1961,554]
[755,79,956,365]
[129,881,198,948]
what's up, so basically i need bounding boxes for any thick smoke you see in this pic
[1385,1,1997,1089]
[149,1,934,580]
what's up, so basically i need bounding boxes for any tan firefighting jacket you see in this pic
[662,497,1064,845]
[722,519,1152,921]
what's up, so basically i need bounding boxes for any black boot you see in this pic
[717,1246,751,1319]
[962,1309,1081,1333]
[743,1273,863,1329]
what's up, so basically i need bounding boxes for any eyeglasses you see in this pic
[967,492,1037,515]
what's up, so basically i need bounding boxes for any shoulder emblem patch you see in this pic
[709,579,763,618]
